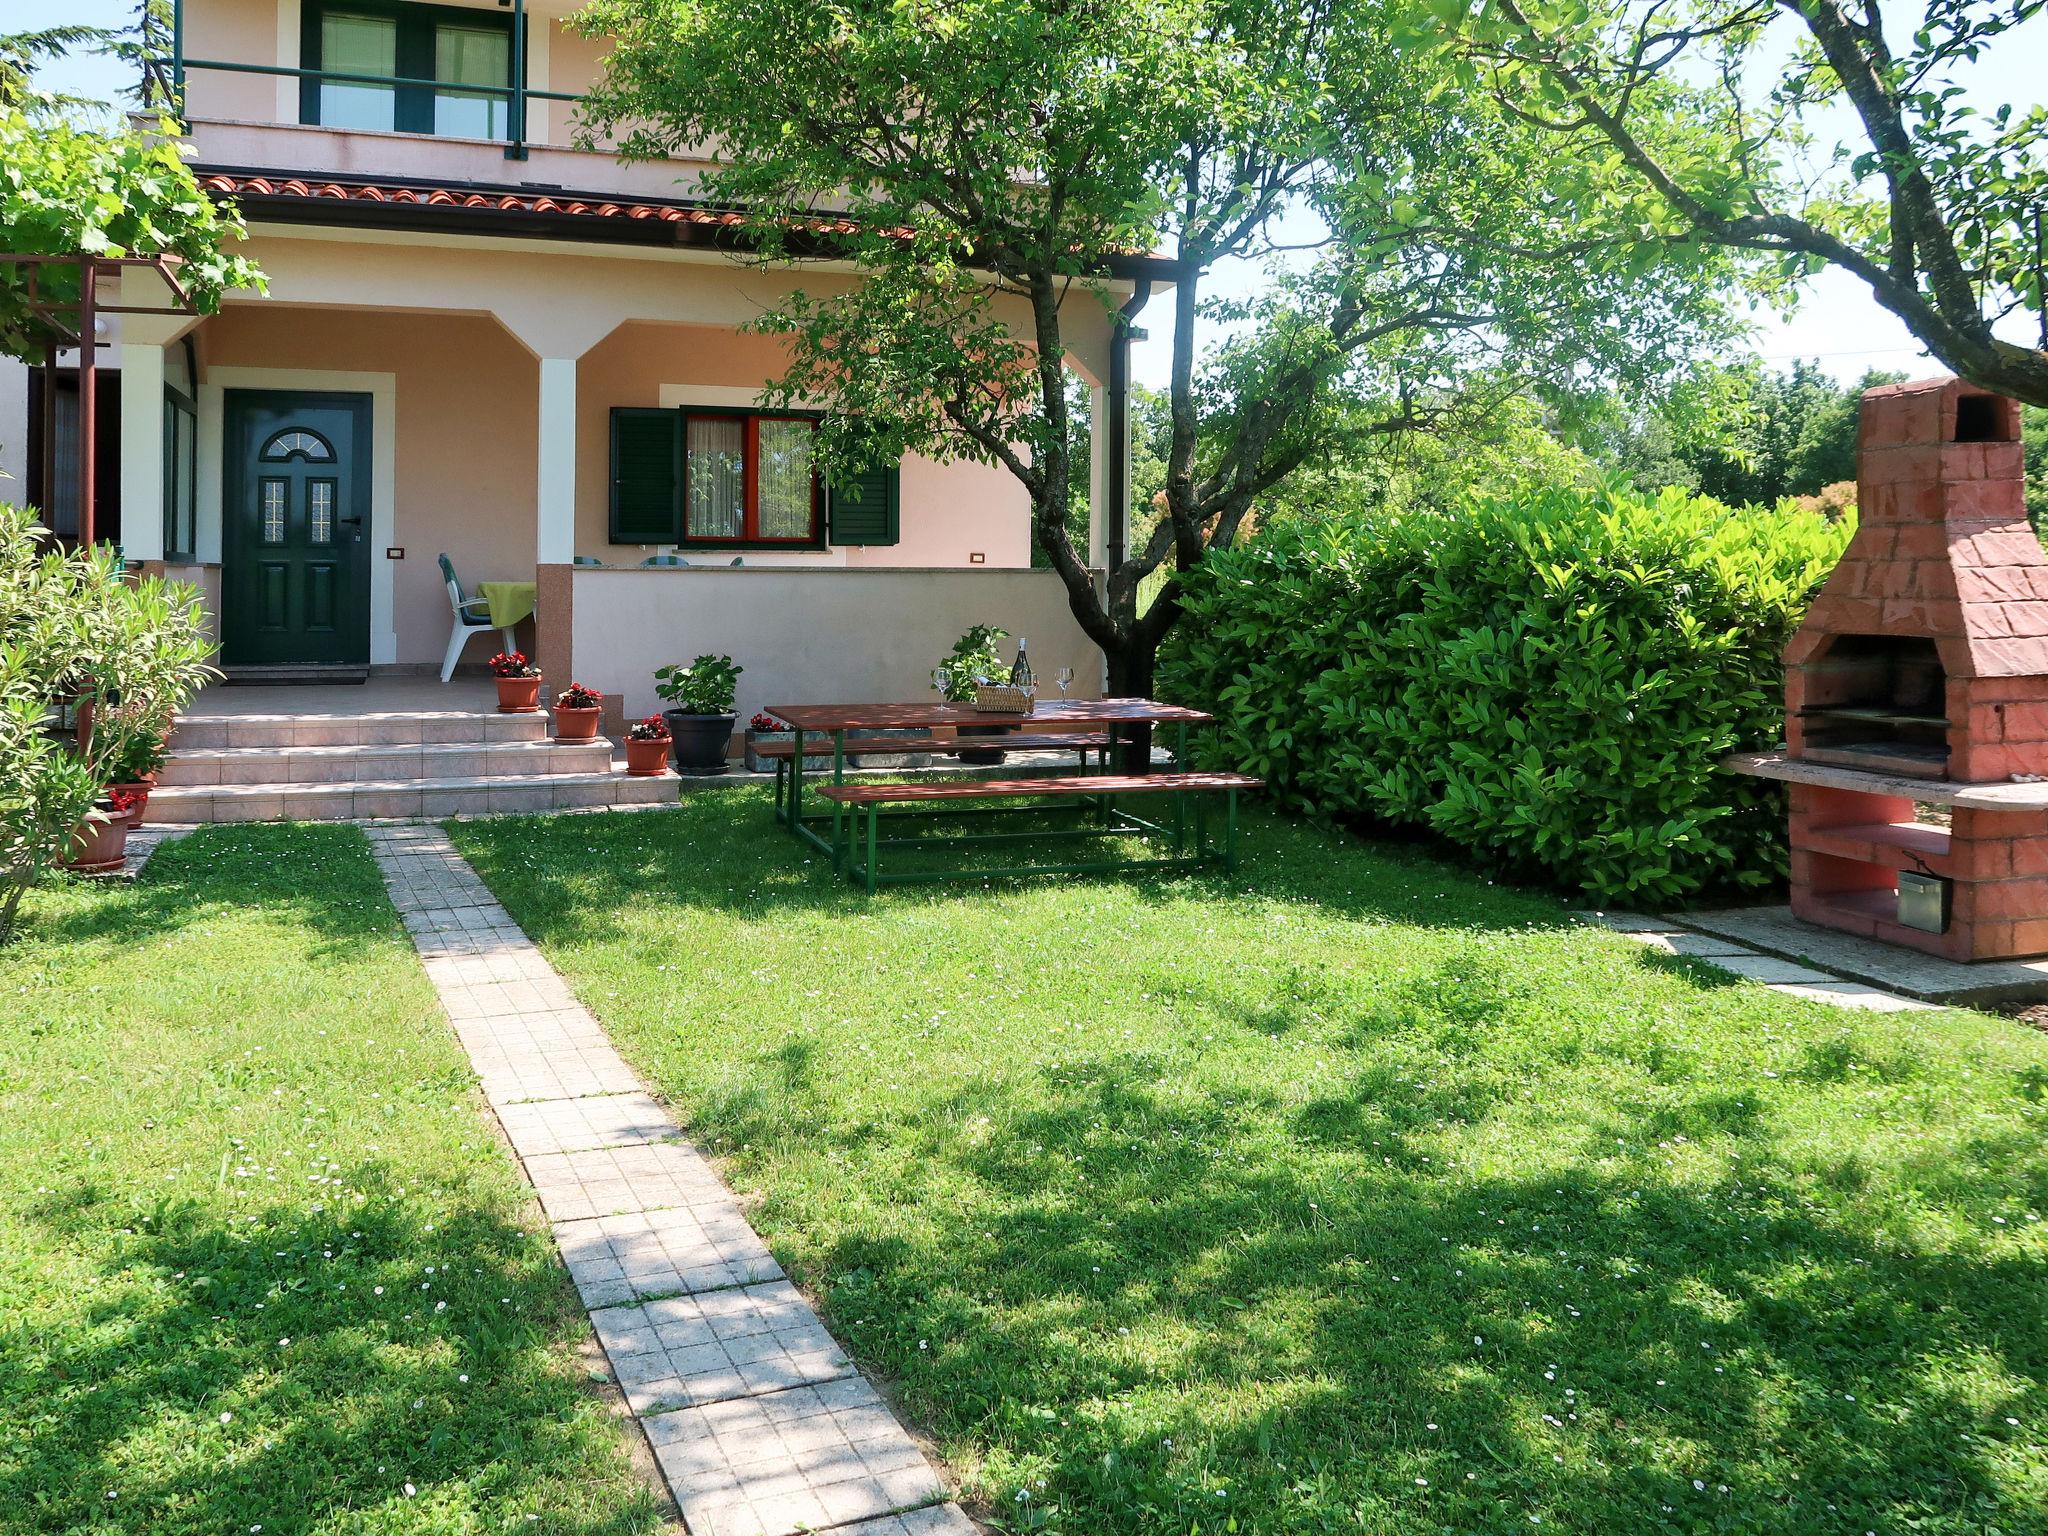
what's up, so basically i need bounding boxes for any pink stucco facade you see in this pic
[122,0,1133,694]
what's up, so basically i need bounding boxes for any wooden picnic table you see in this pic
[763,697,1240,887]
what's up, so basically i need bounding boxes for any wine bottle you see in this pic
[1010,637,1034,687]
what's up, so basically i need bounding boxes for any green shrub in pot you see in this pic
[935,624,1011,762]
[654,655,743,774]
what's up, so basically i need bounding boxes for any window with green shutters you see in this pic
[825,455,900,546]
[607,406,900,549]
[609,408,682,543]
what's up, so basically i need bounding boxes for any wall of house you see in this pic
[199,305,538,665]
[569,566,1103,723]
[0,358,27,505]
[577,323,1032,570]
[183,0,649,167]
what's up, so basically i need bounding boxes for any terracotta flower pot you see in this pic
[624,736,672,776]
[110,774,156,827]
[61,812,131,874]
[553,704,602,741]
[496,675,542,713]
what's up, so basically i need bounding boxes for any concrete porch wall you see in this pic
[569,566,1104,725]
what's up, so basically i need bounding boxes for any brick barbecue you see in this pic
[1733,377,2048,961]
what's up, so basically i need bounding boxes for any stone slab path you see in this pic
[1578,910,1935,1012]
[365,824,975,1536]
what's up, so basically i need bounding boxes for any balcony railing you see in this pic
[170,0,581,162]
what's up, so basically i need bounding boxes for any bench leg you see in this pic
[1225,788,1240,872]
[865,804,880,894]
[773,758,786,822]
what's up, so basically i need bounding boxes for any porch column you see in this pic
[536,356,576,566]
[119,341,166,564]
[533,355,578,683]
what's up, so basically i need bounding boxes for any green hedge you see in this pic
[1160,486,1852,904]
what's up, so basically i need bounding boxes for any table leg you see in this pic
[789,727,805,835]
[831,731,849,872]
[1225,788,1240,872]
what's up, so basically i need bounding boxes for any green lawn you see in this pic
[452,790,2048,1536]
[0,826,661,1536]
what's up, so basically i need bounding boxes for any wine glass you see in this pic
[931,667,950,697]
[1055,666,1075,700]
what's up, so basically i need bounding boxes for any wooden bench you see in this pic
[814,771,1261,889]
[763,731,1114,818]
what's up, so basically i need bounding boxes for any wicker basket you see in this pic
[971,682,1036,714]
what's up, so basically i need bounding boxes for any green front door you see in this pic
[222,392,372,667]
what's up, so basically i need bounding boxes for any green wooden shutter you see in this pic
[609,407,681,543]
[827,430,900,545]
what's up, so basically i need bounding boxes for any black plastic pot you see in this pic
[663,710,736,775]
[954,722,1010,766]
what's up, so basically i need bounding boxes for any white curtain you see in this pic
[686,417,746,541]
[756,419,815,540]
[320,13,397,131]
[434,25,509,140]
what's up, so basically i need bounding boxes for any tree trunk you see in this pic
[1105,634,1159,772]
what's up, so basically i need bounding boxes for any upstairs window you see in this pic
[302,0,517,141]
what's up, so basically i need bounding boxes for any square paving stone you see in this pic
[645,1376,945,1536]
[496,1092,679,1158]
[563,1211,779,1307]
[591,1280,853,1412]
[556,1208,782,1307]
[526,1142,733,1222]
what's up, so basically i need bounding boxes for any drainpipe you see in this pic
[78,257,97,549]
[1105,277,1151,584]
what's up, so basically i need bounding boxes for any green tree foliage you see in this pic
[1591,361,1901,503]
[0,105,263,365]
[1451,0,2048,405]
[1160,488,1851,903]
[576,0,1747,694]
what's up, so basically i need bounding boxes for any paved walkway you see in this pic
[364,825,975,1536]
[1579,911,1934,1011]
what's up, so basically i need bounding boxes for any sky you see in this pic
[21,0,2045,393]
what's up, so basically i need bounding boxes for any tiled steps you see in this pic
[155,707,678,823]
[158,737,614,785]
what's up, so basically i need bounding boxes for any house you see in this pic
[27,0,1162,745]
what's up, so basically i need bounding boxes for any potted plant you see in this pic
[653,654,742,775]
[60,789,140,874]
[552,681,603,741]
[936,623,1011,764]
[98,702,170,825]
[490,651,543,713]
[623,714,673,776]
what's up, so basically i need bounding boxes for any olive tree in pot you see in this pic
[654,655,742,775]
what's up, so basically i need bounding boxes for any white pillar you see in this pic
[119,342,166,562]
[1087,382,1108,570]
[536,356,576,566]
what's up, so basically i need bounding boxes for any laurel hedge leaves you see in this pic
[1160,486,1852,904]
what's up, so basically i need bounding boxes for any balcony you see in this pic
[169,0,707,201]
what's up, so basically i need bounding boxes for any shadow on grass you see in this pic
[5,1177,658,1534]
[811,1061,2048,1532]
[25,822,403,959]
[457,786,1576,947]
